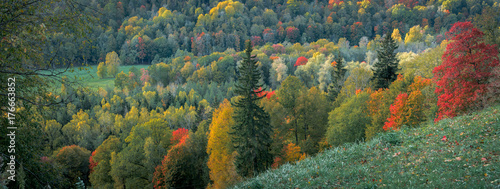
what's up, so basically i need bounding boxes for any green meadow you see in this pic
[54,65,149,89]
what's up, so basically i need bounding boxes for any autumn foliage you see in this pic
[170,128,189,145]
[384,76,431,130]
[294,56,308,67]
[153,134,190,189]
[433,22,499,122]
[254,87,276,99]
[206,99,240,189]
[271,143,306,168]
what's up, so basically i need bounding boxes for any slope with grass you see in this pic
[234,105,500,188]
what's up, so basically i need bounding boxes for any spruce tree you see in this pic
[328,54,347,101]
[372,33,399,90]
[232,41,273,177]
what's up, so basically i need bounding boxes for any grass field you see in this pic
[55,64,149,89]
[233,105,500,188]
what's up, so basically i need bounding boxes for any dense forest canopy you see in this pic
[1,0,499,188]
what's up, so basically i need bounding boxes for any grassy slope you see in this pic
[55,65,149,89]
[234,106,500,188]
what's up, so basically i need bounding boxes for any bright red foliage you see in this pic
[254,87,276,99]
[295,56,308,67]
[89,150,98,173]
[170,128,189,145]
[433,22,499,122]
[384,93,408,131]
[153,134,190,189]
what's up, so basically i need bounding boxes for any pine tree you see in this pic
[372,34,399,90]
[232,41,273,178]
[328,54,347,101]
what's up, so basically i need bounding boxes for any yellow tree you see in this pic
[404,25,423,45]
[106,51,121,77]
[207,99,240,189]
[97,62,107,78]
[391,28,403,43]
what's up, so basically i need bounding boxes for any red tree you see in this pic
[137,36,146,63]
[153,134,190,189]
[433,22,499,122]
[295,56,308,67]
[170,128,189,145]
[251,36,263,47]
[286,26,300,43]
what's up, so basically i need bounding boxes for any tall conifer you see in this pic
[232,41,273,177]
[328,54,347,101]
[372,34,399,89]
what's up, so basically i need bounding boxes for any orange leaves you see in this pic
[273,143,306,169]
[283,143,305,163]
[384,76,431,131]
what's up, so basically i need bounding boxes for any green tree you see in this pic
[295,87,330,155]
[0,0,93,187]
[114,71,128,89]
[328,55,348,101]
[327,91,371,146]
[89,136,122,189]
[232,41,273,178]
[372,34,399,90]
[53,145,91,188]
[277,76,306,144]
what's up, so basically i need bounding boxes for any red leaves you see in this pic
[295,56,308,67]
[171,128,189,145]
[89,150,98,173]
[434,22,499,122]
[285,26,300,43]
[254,87,276,99]
[384,93,408,131]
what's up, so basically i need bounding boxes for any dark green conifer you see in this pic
[328,54,347,102]
[232,41,273,177]
[372,34,399,90]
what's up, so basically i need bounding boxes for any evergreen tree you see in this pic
[232,41,273,178]
[372,34,399,90]
[328,54,347,101]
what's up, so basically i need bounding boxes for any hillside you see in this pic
[234,105,500,188]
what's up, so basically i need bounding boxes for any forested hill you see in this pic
[56,0,498,66]
[1,0,500,188]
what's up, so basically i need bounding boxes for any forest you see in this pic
[0,0,499,188]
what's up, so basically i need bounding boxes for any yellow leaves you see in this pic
[207,99,240,188]
[404,25,424,45]
[392,29,402,43]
